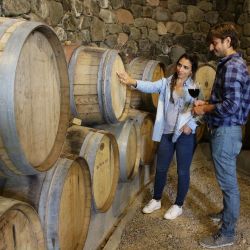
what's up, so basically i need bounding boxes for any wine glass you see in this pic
[188,81,200,99]
[188,82,202,123]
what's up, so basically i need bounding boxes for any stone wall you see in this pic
[1,0,250,63]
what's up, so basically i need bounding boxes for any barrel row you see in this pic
[0,111,156,249]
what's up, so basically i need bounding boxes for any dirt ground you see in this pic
[117,144,250,250]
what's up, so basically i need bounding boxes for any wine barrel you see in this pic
[127,58,145,109]
[127,58,166,112]
[195,63,216,101]
[68,46,129,125]
[63,43,81,64]
[128,109,156,165]
[64,125,119,212]
[0,18,69,176]
[196,124,206,143]
[142,60,166,110]
[2,157,91,250]
[95,119,141,182]
[0,196,45,250]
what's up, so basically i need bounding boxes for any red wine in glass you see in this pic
[188,88,200,98]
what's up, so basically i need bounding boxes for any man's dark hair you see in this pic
[207,22,239,49]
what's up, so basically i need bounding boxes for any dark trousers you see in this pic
[153,133,196,206]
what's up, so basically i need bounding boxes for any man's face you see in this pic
[209,37,230,57]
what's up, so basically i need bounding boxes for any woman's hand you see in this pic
[180,124,192,135]
[117,72,137,86]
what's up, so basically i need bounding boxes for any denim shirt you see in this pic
[136,75,197,142]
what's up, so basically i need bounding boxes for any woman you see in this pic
[117,53,198,220]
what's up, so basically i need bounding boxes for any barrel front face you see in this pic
[80,130,119,212]
[15,31,60,168]
[39,158,91,250]
[94,120,140,182]
[0,209,37,249]
[150,63,165,108]
[141,116,155,165]
[0,18,69,175]
[0,197,45,250]
[58,158,91,250]
[126,122,139,178]
[109,53,127,120]
[92,135,116,211]
[195,64,216,101]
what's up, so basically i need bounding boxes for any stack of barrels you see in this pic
[0,17,158,250]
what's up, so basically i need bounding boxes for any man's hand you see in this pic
[117,72,137,86]
[193,105,206,115]
[194,100,207,106]
[180,124,192,135]
[193,103,215,115]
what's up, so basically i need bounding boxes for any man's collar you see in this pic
[219,52,239,64]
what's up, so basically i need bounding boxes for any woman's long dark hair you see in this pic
[170,53,198,103]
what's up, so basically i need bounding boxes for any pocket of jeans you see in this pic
[211,129,221,138]
[232,140,242,156]
[221,133,242,158]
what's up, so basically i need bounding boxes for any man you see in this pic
[193,22,250,248]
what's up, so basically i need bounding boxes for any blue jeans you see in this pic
[153,133,196,206]
[210,126,242,237]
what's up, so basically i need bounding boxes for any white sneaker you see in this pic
[164,205,183,220]
[142,199,161,214]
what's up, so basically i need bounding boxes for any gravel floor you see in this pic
[117,144,250,250]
